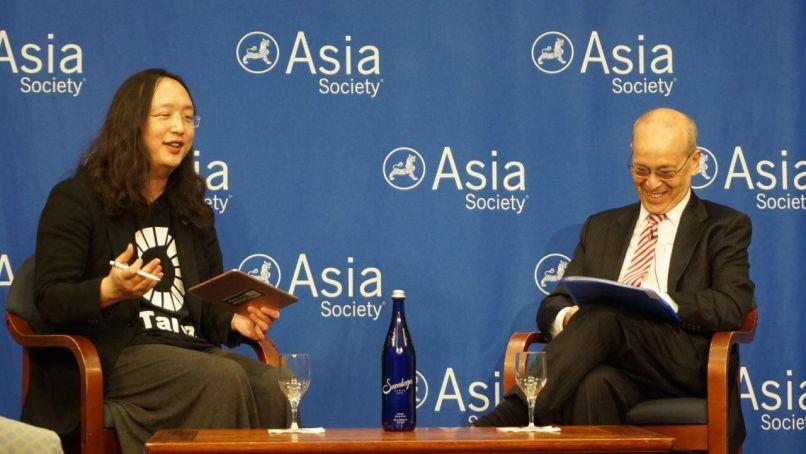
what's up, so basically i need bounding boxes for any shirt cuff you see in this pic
[551,306,573,338]
[659,292,679,313]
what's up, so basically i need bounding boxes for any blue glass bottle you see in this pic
[382,289,416,431]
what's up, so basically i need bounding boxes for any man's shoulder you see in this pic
[587,202,640,224]
[697,196,749,221]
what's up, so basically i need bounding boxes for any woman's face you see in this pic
[143,77,195,178]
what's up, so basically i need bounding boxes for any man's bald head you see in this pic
[632,108,698,158]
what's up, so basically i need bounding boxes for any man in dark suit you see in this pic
[476,108,755,453]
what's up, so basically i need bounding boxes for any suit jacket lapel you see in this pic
[171,214,200,289]
[602,204,640,281]
[668,192,708,290]
[106,215,137,261]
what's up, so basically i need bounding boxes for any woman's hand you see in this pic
[230,306,280,341]
[100,243,163,308]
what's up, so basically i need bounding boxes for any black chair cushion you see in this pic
[6,256,49,333]
[625,398,707,425]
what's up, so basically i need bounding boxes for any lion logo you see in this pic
[538,38,567,65]
[247,260,273,284]
[692,147,718,190]
[236,31,280,74]
[532,31,575,74]
[383,147,426,190]
[534,253,572,295]
[540,260,568,288]
[242,38,273,66]
[238,254,282,287]
[388,154,419,182]
[697,153,711,179]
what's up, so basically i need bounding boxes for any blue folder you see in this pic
[560,276,681,323]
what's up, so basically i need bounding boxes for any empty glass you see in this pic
[515,351,547,430]
[278,353,310,431]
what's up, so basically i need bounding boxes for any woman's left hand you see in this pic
[230,306,280,341]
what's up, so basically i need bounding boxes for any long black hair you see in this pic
[77,68,210,227]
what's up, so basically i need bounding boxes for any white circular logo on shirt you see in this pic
[136,226,185,312]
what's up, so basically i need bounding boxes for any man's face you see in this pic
[143,77,195,179]
[630,122,699,214]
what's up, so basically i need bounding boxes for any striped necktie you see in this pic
[621,214,667,287]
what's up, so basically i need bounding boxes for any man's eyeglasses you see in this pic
[149,112,201,128]
[628,150,696,180]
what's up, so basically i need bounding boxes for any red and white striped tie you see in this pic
[621,214,666,287]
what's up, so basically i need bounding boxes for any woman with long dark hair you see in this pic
[30,69,288,453]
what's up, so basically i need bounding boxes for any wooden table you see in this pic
[146,426,674,453]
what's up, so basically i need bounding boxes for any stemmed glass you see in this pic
[514,351,547,431]
[278,353,311,431]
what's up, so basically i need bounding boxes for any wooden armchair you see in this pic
[5,257,279,454]
[503,308,758,454]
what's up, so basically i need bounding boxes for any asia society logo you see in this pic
[691,146,718,190]
[0,30,85,97]
[722,145,804,211]
[234,30,382,98]
[531,31,574,74]
[383,147,426,190]
[239,254,283,287]
[239,253,385,321]
[534,253,570,295]
[382,146,529,214]
[236,31,280,74]
[740,366,805,432]
[530,30,676,97]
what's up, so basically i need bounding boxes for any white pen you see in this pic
[109,260,161,282]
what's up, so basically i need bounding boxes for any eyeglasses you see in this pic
[148,112,201,128]
[628,150,696,180]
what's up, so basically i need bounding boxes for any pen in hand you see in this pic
[109,260,161,282]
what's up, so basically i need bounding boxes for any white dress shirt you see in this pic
[550,190,691,337]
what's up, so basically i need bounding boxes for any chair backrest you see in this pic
[6,256,48,333]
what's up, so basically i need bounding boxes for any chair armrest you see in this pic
[503,332,548,393]
[5,312,106,443]
[705,308,758,450]
[243,337,279,367]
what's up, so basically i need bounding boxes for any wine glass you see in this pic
[514,351,547,430]
[278,353,311,431]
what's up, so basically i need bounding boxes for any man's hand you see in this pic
[563,305,580,327]
[100,243,163,308]
[230,306,280,341]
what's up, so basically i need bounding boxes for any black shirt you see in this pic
[128,193,213,350]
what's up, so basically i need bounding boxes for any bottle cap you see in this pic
[391,289,406,299]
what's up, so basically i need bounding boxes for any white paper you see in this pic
[268,427,326,434]
[496,425,561,433]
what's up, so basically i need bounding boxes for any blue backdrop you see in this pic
[1,1,804,451]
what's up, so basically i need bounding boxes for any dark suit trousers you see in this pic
[477,305,710,426]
